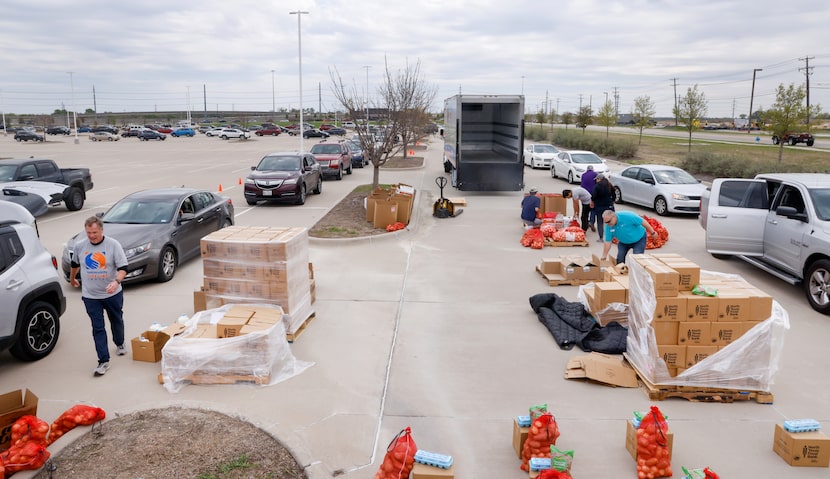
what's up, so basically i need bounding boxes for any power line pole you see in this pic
[671,78,678,127]
[613,86,619,117]
[799,56,814,125]
[748,68,762,133]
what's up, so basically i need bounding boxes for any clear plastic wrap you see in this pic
[625,259,789,391]
[577,283,629,327]
[160,304,314,393]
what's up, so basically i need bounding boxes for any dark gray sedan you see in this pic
[62,188,234,283]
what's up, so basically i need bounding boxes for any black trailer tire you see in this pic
[65,187,84,211]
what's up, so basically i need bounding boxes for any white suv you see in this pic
[0,202,65,361]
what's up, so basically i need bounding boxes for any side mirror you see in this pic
[96,212,104,218]
[19,174,34,181]
[776,206,808,222]
[643,178,655,185]
[178,212,195,223]
[250,166,256,170]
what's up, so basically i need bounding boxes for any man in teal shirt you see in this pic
[599,210,658,264]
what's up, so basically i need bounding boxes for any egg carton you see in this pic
[529,457,552,471]
[517,415,531,427]
[783,419,821,433]
[414,450,453,469]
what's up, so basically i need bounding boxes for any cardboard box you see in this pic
[0,389,38,449]
[643,261,680,297]
[686,345,719,367]
[593,281,628,310]
[412,462,455,479]
[773,423,830,467]
[652,322,679,345]
[560,254,613,281]
[391,193,414,224]
[131,330,171,362]
[657,344,686,368]
[189,324,216,338]
[681,291,718,321]
[513,418,529,459]
[661,261,700,291]
[373,199,399,229]
[625,419,674,461]
[710,321,747,346]
[366,189,392,222]
[193,287,206,313]
[653,296,686,322]
[677,322,711,345]
[747,288,773,321]
[717,289,752,321]
[564,353,639,387]
[541,194,567,216]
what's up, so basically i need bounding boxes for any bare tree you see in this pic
[673,84,707,152]
[330,58,436,189]
[764,83,820,164]
[631,95,656,145]
[595,100,617,138]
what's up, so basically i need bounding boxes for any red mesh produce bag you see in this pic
[374,427,417,479]
[46,404,106,445]
[0,440,50,476]
[520,413,560,471]
[521,228,545,249]
[636,406,672,479]
[642,215,668,249]
[538,469,573,479]
[9,415,50,447]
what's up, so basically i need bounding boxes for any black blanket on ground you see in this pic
[529,293,627,354]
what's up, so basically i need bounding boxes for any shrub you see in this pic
[678,151,815,178]
[550,130,638,159]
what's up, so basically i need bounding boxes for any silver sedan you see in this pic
[610,164,708,216]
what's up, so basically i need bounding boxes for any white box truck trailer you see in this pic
[443,95,525,191]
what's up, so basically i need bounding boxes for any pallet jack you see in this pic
[433,176,462,218]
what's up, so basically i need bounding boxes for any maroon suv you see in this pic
[244,152,322,205]
[310,142,352,180]
[255,126,282,136]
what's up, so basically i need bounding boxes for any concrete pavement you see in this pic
[3,133,829,478]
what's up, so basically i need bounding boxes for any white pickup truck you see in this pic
[700,173,830,314]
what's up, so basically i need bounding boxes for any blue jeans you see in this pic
[616,232,648,265]
[82,291,125,363]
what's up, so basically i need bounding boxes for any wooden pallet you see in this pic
[535,266,594,286]
[642,381,774,404]
[545,240,589,247]
[157,372,270,385]
[286,312,316,343]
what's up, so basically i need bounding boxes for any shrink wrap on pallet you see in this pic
[624,259,789,392]
[160,304,313,393]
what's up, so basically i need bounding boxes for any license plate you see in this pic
[262,190,272,196]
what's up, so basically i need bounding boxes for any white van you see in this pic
[343,121,356,129]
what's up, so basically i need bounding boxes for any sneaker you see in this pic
[93,362,110,376]
[116,344,127,356]
[589,223,596,232]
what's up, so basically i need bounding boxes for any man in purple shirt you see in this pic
[580,165,598,231]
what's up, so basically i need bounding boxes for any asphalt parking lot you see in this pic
[2,131,829,478]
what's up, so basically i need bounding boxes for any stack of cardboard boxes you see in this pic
[198,226,314,337]
[366,183,415,229]
[537,254,615,285]
[584,253,773,377]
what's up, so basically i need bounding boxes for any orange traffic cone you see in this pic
[218,184,223,192]
[409,150,414,156]
[238,177,242,185]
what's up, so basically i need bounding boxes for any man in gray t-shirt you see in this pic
[70,216,128,376]
[563,187,593,232]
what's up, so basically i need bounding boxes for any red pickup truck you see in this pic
[771,133,815,146]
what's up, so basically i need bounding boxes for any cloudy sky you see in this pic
[1,0,827,120]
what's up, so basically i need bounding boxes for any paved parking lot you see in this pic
[2,131,829,478]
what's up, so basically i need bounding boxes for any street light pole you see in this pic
[748,68,762,134]
[363,65,370,131]
[67,72,79,144]
[290,9,309,152]
[1,89,6,136]
[271,69,276,113]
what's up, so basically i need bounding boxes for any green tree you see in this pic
[575,105,593,134]
[673,84,707,152]
[764,83,820,164]
[535,109,546,124]
[595,100,617,138]
[560,112,573,130]
[631,95,656,145]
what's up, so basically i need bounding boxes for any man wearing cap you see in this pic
[580,165,598,231]
[521,187,542,227]
[600,209,658,264]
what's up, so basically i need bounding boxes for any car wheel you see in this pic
[336,166,343,180]
[108,137,113,141]
[246,198,257,206]
[221,135,228,140]
[221,218,232,228]
[613,186,623,204]
[771,136,779,145]
[65,187,84,211]
[805,259,830,314]
[157,246,177,283]
[711,253,732,260]
[654,196,669,216]
[567,171,575,184]
[346,163,353,175]
[272,132,278,136]
[790,137,798,146]
[295,184,306,205]
[92,138,97,142]
[9,300,60,361]
[807,139,815,146]
[313,176,322,194]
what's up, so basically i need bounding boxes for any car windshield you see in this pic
[311,145,341,154]
[258,156,300,171]
[809,189,830,221]
[104,198,178,224]
[570,153,602,164]
[535,145,558,153]
[652,169,698,185]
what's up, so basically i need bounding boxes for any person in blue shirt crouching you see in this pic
[599,210,658,264]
